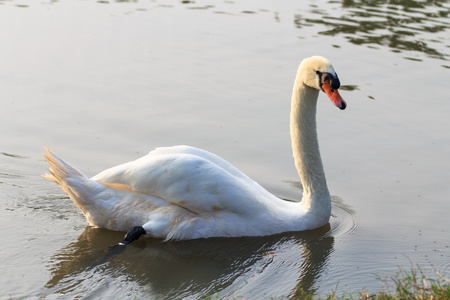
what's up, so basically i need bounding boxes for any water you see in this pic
[1,0,449,298]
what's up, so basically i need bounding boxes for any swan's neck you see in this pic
[290,82,331,215]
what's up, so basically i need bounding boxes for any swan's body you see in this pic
[43,56,346,241]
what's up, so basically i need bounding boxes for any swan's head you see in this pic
[298,56,347,110]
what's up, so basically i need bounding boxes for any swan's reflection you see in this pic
[42,224,334,299]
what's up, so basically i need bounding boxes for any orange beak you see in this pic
[322,81,346,110]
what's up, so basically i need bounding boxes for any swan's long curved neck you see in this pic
[290,82,331,213]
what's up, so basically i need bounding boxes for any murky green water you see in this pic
[1,0,449,299]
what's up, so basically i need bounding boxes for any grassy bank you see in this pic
[291,266,450,300]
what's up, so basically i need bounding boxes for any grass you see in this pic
[292,265,450,300]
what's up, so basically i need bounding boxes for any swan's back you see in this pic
[93,146,251,183]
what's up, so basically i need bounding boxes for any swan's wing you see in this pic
[91,146,272,215]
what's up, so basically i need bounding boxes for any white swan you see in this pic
[43,56,346,243]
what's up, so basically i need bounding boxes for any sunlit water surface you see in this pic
[1,0,449,299]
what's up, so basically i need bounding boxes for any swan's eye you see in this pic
[316,71,340,92]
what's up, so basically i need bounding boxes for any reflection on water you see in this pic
[295,0,449,61]
[41,226,333,299]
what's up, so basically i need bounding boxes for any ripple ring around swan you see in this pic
[328,196,358,238]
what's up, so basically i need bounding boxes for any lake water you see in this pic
[1,0,449,299]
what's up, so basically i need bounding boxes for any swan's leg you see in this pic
[118,226,147,246]
[100,226,147,261]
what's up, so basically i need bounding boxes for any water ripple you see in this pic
[329,196,359,238]
[296,0,450,61]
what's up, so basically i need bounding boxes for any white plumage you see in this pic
[43,56,347,241]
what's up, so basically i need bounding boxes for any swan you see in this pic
[42,56,347,244]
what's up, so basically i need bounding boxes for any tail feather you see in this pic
[42,146,98,211]
[43,145,83,175]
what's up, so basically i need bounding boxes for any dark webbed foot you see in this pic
[119,226,147,246]
[100,226,147,262]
